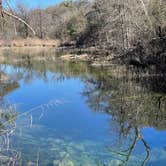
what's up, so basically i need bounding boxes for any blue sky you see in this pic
[12,0,64,9]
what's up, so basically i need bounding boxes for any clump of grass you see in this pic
[0,102,17,133]
[0,102,19,166]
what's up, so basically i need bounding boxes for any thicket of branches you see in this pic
[0,0,166,50]
[0,0,90,40]
[78,0,166,50]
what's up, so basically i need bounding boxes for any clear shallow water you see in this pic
[0,61,166,166]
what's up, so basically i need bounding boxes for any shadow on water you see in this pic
[82,65,166,165]
[0,58,166,165]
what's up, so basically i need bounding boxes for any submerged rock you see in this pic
[53,159,74,166]
[27,161,36,166]
[0,71,11,83]
[60,53,90,61]
[108,159,122,166]
[0,71,19,97]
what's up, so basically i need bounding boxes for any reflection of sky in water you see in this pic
[1,64,166,165]
[142,128,166,148]
[5,69,110,142]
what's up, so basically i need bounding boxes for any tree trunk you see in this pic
[0,0,3,17]
[0,0,36,36]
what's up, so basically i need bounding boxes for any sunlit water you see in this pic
[0,60,166,166]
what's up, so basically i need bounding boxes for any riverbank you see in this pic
[0,45,115,67]
[0,38,60,47]
[0,37,165,69]
[57,37,166,68]
[0,45,166,94]
[0,38,114,65]
[117,37,166,72]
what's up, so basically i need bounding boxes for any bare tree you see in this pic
[0,0,36,35]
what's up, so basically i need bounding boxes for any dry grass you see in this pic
[0,47,55,55]
[0,38,60,47]
[0,46,58,63]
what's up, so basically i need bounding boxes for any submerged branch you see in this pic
[140,136,150,166]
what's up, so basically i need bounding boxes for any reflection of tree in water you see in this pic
[82,66,166,165]
[3,61,165,126]
[0,101,19,166]
[0,68,67,165]
[1,60,94,84]
[0,71,20,165]
[1,61,166,165]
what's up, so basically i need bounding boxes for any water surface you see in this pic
[0,59,166,166]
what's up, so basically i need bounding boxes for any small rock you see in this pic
[27,161,36,166]
[53,159,74,166]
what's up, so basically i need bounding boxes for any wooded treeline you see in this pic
[0,0,166,51]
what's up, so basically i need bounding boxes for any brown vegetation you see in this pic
[0,38,60,47]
